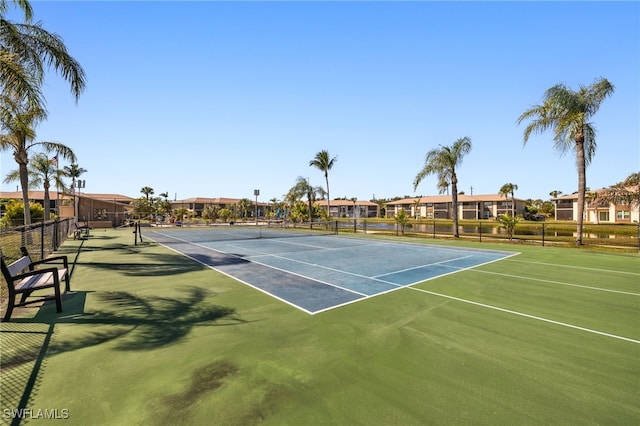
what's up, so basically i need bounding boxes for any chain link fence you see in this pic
[336,219,639,252]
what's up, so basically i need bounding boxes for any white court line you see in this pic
[471,269,640,296]
[408,286,640,344]
[146,231,371,298]
[372,255,473,278]
[504,259,640,276]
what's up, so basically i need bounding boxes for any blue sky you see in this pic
[1,1,638,204]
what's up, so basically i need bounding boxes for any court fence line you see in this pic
[334,219,639,252]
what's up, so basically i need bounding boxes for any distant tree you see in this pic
[412,197,421,219]
[140,186,154,200]
[538,201,555,217]
[496,214,520,241]
[218,208,233,223]
[395,208,409,235]
[499,183,518,216]
[237,198,252,219]
[413,137,472,238]
[62,163,87,221]
[518,78,615,245]
[131,197,153,219]
[285,177,324,223]
[549,190,563,199]
[309,150,338,217]
[202,205,219,223]
[598,172,640,229]
[0,198,43,227]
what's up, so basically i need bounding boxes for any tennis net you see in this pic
[158,221,338,243]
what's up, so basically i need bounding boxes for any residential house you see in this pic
[553,191,639,224]
[0,191,132,228]
[315,199,380,218]
[386,194,527,220]
[170,197,269,220]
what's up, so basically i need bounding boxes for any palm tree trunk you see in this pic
[19,164,32,225]
[43,179,51,221]
[325,173,330,220]
[575,138,586,245]
[451,175,460,238]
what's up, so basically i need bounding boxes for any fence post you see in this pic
[40,223,45,258]
[479,221,482,242]
[541,223,545,247]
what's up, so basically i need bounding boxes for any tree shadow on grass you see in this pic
[0,287,246,424]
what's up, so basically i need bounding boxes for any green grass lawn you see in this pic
[1,229,638,425]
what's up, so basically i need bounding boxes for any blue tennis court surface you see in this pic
[146,228,518,314]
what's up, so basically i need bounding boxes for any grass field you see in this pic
[1,228,638,425]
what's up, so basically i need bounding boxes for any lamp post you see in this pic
[254,189,260,225]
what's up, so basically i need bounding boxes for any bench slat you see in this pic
[15,271,56,291]
[7,257,32,276]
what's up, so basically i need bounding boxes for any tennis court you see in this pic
[145,225,517,314]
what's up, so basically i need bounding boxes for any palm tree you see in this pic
[28,152,57,220]
[3,152,63,221]
[499,182,518,216]
[413,137,472,238]
[286,176,324,223]
[235,198,251,219]
[517,78,614,244]
[599,172,640,246]
[0,103,76,224]
[62,163,86,223]
[140,186,154,200]
[1,0,86,107]
[309,150,337,218]
[549,190,563,199]
[62,163,87,191]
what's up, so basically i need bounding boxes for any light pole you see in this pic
[254,189,260,225]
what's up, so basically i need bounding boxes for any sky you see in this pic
[1,1,638,204]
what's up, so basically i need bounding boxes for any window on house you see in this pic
[617,211,630,220]
[599,211,610,222]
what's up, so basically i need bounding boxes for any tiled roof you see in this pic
[386,194,525,205]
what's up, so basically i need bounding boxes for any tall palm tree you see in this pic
[517,78,614,245]
[140,186,154,200]
[1,0,86,107]
[309,150,337,218]
[62,163,87,192]
[62,162,86,222]
[26,152,55,219]
[499,182,518,216]
[0,103,76,224]
[413,137,472,238]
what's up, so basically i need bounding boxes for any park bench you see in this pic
[72,222,91,239]
[0,248,71,321]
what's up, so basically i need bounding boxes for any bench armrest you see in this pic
[30,256,69,269]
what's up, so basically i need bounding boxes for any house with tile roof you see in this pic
[0,191,133,227]
[385,194,527,220]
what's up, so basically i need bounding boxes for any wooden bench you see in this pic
[1,248,71,321]
[72,223,91,239]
